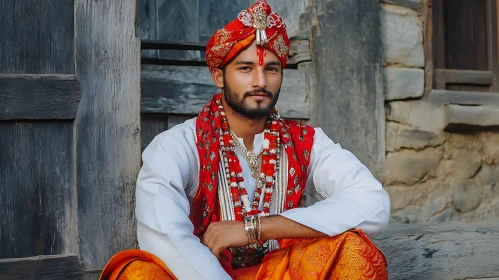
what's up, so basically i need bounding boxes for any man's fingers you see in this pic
[211,245,224,259]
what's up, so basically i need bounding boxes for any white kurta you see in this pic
[136,118,390,279]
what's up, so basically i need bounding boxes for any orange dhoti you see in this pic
[101,231,387,280]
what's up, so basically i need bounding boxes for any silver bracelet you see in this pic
[244,215,258,244]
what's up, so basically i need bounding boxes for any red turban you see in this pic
[206,0,290,72]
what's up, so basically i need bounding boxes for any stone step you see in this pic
[373,221,499,279]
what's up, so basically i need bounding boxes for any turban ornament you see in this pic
[206,0,290,72]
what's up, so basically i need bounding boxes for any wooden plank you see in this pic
[141,58,209,67]
[140,65,310,119]
[142,40,206,50]
[138,0,158,58]
[0,0,75,74]
[432,0,446,73]
[198,0,249,42]
[423,0,433,94]
[309,0,385,169]
[487,0,499,92]
[140,114,194,153]
[0,74,82,120]
[0,122,76,258]
[141,115,169,153]
[379,0,423,10]
[75,0,141,269]
[428,90,499,106]
[373,221,499,279]
[75,270,102,280]
[0,255,83,280]
[444,0,489,71]
[156,0,200,60]
[168,115,195,129]
[434,69,494,89]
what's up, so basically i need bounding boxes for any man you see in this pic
[101,1,390,279]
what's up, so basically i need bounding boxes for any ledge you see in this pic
[427,90,499,106]
[444,104,499,132]
[373,221,499,279]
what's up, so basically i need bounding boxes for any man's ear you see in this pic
[211,68,224,88]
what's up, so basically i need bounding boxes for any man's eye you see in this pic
[267,67,279,72]
[239,67,251,71]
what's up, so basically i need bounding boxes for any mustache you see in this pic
[243,89,274,99]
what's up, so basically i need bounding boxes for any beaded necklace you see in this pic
[217,98,280,219]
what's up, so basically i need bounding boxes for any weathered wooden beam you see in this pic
[141,65,310,119]
[379,0,423,10]
[0,255,83,280]
[0,74,82,120]
[141,58,207,67]
[373,221,499,279]
[434,69,493,89]
[309,0,385,169]
[75,0,141,270]
[444,104,499,132]
[141,40,206,51]
[428,90,499,106]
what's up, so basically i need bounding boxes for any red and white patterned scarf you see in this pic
[189,94,315,237]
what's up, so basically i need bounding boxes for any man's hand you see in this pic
[202,221,248,258]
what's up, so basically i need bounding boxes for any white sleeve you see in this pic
[135,125,231,280]
[280,128,391,237]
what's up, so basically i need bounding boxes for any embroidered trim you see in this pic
[273,34,289,58]
[218,153,235,221]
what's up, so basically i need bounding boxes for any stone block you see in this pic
[386,121,446,152]
[476,164,498,187]
[386,100,447,132]
[424,195,448,217]
[470,196,499,221]
[446,133,483,151]
[385,185,416,211]
[428,209,454,223]
[438,151,482,180]
[452,179,482,213]
[445,105,499,129]
[384,67,424,101]
[392,205,420,224]
[481,133,499,165]
[380,148,443,185]
[380,4,424,67]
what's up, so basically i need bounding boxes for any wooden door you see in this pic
[0,1,140,278]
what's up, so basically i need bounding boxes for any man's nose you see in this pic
[253,69,267,89]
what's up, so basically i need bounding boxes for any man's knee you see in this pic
[118,260,175,280]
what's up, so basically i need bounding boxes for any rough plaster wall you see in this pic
[379,2,499,224]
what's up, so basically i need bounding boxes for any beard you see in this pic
[223,79,280,120]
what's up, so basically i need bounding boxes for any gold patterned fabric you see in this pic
[101,230,387,280]
[205,0,290,72]
[250,230,388,280]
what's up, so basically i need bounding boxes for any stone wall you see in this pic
[378,1,499,223]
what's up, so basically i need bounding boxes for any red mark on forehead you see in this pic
[257,46,266,66]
